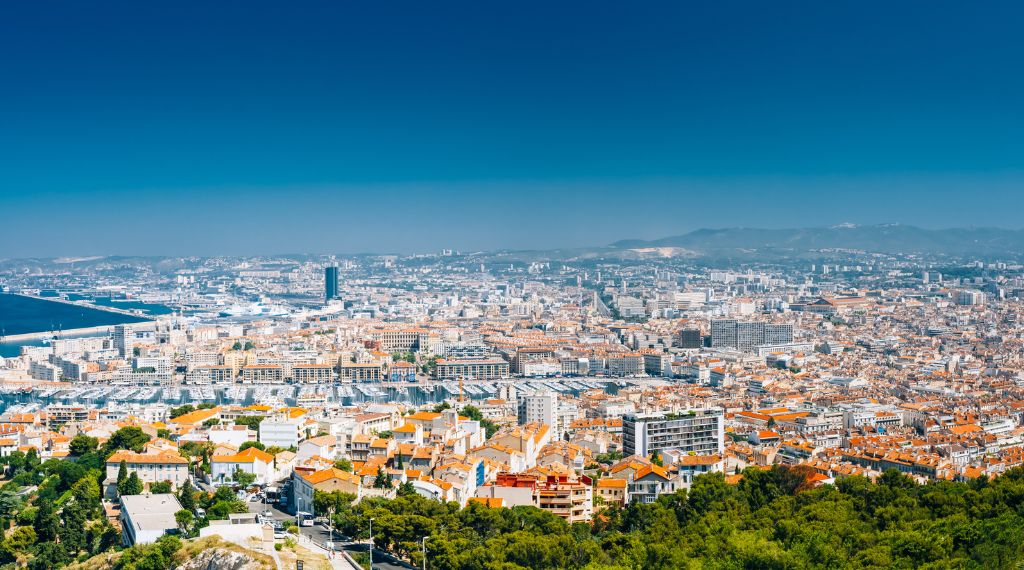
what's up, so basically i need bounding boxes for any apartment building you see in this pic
[434,358,510,380]
[623,409,725,457]
[105,450,189,497]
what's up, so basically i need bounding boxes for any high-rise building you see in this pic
[324,266,339,301]
[956,290,985,306]
[677,328,702,349]
[710,320,793,352]
[518,392,557,429]
[113,324,134,358]
[622,409,725,458]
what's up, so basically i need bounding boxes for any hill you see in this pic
[610,224,1024,256]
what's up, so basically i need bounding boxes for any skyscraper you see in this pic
[113,324,134,358]
[324,266,338,302]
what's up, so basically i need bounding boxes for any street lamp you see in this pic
[421,535,430,570]
[368,517,374,569]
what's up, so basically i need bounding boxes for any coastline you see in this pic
[1,320,159,343]
[0,294,159,344]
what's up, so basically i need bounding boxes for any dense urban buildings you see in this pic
[4,246,1024,566]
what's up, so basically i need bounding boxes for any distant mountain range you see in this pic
[609,224,1024,257]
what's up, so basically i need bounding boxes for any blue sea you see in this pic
[0,294,154,357]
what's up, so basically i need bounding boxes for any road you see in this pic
[247,499,412,570]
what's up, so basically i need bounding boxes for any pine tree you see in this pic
[178,479,197,512]
[34,499,59,542]
[121,471,144,496]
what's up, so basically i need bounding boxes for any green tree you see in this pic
[121,471,144,496]
[103,426,151,458]
[373,466,393,489]
[68,434,99,456]
[234,468,256,488]
[177,479,197,512]
[149,480,173,494]
[169,404,195,418]
[175,509,194,535]
[117,459,129,489]
[34,499,60,542]
[334,458,354,472]
[234,416,265,431]
[239,440,265,451]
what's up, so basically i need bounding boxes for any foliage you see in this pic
[328,466,1024,570]
[373,466,393,489]
[334,458,354,472]
[460,405,498,438]
[234,416,265,431]
[239,440,265,451]
[169,404,195,419]
[69,434,99,456]
[119,471,144,496]
[149,480,173,494]
[233,467,257,488]
[102,427,151,459]
[432,402,452,413]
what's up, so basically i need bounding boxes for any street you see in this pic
[247,498,413,570]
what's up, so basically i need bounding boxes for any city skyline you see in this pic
[3,1,1024,256]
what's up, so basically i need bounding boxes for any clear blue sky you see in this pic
[2,1,1023,256]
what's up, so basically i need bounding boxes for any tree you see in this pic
[5,526,35,552]
[239,440,265,451]
[175,509,194,535]
[202,418,221,428]
[234,416,265,431]
[121,471,144,496]
[651,451,664,467]
[117,460,129,489]
[102,426,151,458]
[373,466,393,489]
[232,341,242,350]
[68,434,98,456]
[334,458,354,472]
[34,499,59,542]
[157,428,172,439]
[178,479,197,512]
[234,467,256,488]
[432,402,452,413]
[71,476,102,518]
[169,405,195,419]
[150,480,173,494]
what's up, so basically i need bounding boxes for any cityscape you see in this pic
[3,2,1024,570]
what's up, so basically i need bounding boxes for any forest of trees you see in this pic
[319,465,1024,570]
[0,426,250,570]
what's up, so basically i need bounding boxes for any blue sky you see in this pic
[2,1,1023,256]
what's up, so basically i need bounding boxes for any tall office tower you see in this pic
[518,392,558,429]
[324,266,339,302]
[710,320,793,352]
[622,409,725,458]
[113,324,134,358]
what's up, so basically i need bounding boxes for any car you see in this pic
[274,530,287,539]
[249,495,261,502]
[262,509,274,518]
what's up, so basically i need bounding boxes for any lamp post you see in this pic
[368,517,374,568]
[421,535,430,570]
